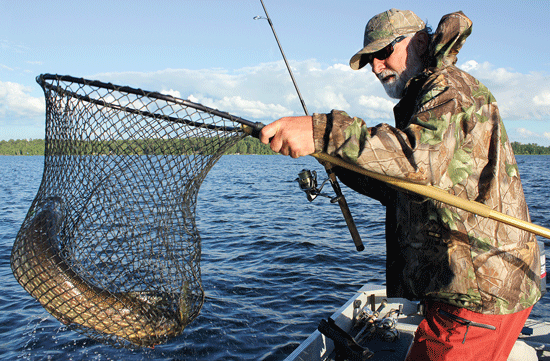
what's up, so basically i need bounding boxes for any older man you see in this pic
[260,9,541,361]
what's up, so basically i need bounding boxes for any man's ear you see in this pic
[413,31,429,56]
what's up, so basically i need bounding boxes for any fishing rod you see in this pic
[255,0,365,252]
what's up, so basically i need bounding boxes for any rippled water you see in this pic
[0,155,548,360]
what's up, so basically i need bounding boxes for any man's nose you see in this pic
[371,58,385,74]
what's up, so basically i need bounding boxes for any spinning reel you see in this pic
[296,169,343,203]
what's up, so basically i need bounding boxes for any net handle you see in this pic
[313,152,550,240]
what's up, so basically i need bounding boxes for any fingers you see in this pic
[259,116,315,158]
[259,122,279,145]
[259,121,283,154]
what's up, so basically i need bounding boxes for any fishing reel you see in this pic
[374,316,400,343]
[296,169,343,203]
[352,300,401,344]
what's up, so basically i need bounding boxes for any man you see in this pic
[260,9,541,361]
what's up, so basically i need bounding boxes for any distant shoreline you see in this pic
[0,137,277,156]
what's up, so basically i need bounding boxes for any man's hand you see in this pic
[259,116,315,158]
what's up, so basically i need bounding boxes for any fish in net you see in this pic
[10,74,263,348]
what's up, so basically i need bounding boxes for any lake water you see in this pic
[1,154,549,360]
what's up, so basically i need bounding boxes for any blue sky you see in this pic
[1,0,550,144]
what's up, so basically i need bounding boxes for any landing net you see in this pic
[11,74,247,348]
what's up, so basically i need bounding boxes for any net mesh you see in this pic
[10,74,247,348]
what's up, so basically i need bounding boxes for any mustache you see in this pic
[376,70,399,83]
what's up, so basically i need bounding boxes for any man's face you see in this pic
[371,36,424,99]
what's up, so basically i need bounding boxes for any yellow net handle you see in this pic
[312,152,550,240]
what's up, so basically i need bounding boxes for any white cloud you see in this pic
[161,89,182,98]
[357,95,395,120]
[2,58,549,142]
[188,94,291,119]
[94,60,393,124]
[0,80,44,122]
[458,60,550,120]
[1,64,14,71]
[533,91,550,106]
[511,127,550,146]
[460,60,479,73]
[516,127,538,137]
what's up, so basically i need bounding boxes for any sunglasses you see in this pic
[361,35,407,67]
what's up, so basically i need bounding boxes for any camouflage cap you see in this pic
[350,9,425,70]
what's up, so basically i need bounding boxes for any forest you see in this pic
[0,137,277,156]
[1,139,550,156]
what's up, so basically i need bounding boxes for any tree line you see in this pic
[1,139,550,156]
[0,139,45,155]
[509,142,550,155]
[0,137,277,156]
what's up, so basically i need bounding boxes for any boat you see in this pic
[284,284,550,361]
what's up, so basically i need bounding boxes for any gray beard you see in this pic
[379,47,424,99]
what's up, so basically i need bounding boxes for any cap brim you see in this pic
[350,52,370,70]
[349,38,395,70]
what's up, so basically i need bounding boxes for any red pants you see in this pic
[405,301,532,361]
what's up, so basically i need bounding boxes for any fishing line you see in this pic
[255,0,365,252]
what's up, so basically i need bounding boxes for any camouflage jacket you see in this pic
[312,11,541,314]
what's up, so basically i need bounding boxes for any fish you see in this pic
[11,197,193,347]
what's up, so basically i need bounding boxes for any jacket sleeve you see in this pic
[311,110,434,186]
